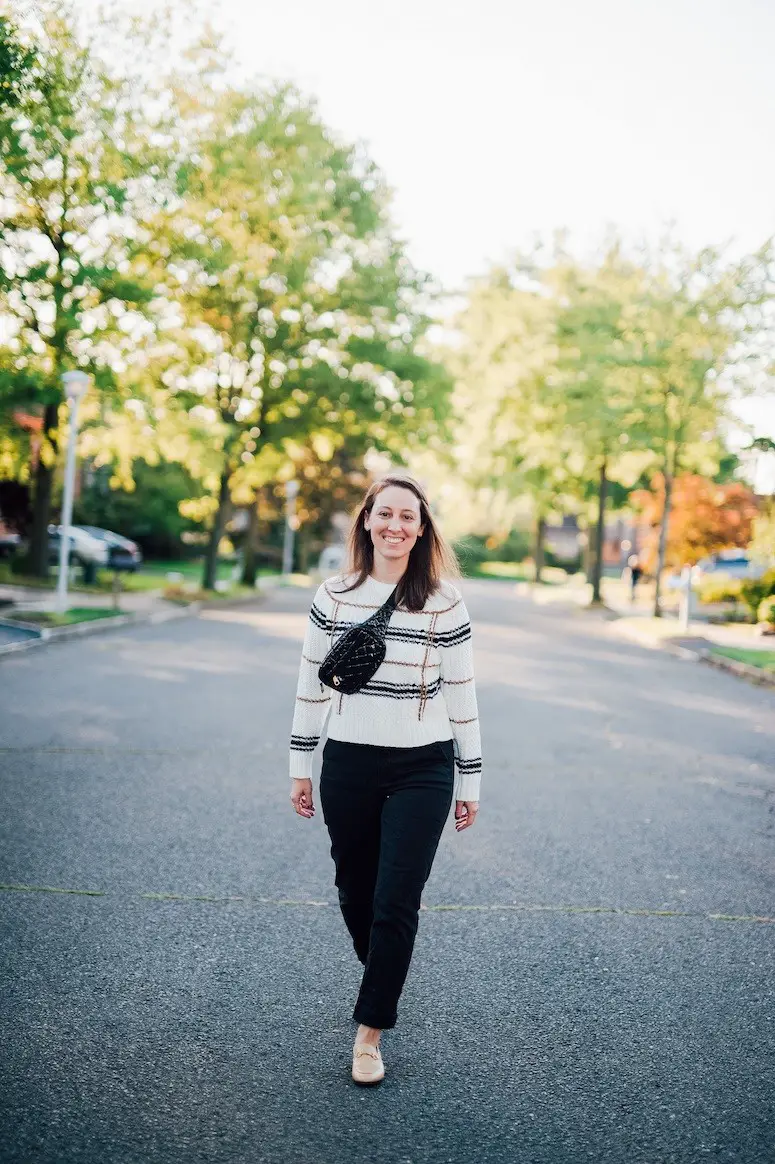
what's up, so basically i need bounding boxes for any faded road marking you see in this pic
[1,884,772,924]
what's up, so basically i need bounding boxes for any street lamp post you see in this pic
[282,479,299,578]
[678,564,694,632]
[55,370,90,614]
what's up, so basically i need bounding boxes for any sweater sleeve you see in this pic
[438,590,482,802]
[289,582,333,781]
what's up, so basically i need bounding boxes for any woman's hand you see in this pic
[454,800,479,831]
[290,778,315,819]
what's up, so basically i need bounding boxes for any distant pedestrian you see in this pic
[288,472,483,1085]
[626,554,643,602]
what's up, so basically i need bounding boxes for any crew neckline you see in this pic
[368,574,401,588]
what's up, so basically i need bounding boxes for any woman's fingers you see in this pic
[454,800,479,831]
[300,790,315,817]
[290,780,315,818]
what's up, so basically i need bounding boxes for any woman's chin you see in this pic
[373,545,412,564]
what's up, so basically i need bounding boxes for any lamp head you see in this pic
[61,370,90,400]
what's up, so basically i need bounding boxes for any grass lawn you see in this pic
[0,559,280,595]
[709,646,775,673]
[118,561,281,592]
[4,607,124,627]
[0,565,106,594]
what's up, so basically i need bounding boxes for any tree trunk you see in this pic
[28,402,60,577]
[653,469,674,618]
[202,463,232,591]
[240,494,261,587]
[590,456,608,604]
[533,513,546,584]
[582,527,592,581]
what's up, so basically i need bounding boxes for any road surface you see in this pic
[1,578,773,1163]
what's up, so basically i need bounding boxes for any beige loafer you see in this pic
[352,1041,385,1085]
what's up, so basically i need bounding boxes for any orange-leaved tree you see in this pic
[631,473,758,571]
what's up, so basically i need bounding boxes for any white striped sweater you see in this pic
[289,573,483,801]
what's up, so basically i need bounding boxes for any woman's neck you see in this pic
[368,557,407,585]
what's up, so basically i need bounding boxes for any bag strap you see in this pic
[362,586,397,634]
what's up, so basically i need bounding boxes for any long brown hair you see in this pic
[337,473,461,611]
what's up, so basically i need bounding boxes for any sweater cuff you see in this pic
[454,767,481,803]
[289,748,315,782]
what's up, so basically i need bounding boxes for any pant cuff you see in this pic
[353,1004,397,1030]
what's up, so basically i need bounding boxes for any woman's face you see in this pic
[364,485,425,567]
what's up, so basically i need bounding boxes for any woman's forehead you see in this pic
[373,486,421,511]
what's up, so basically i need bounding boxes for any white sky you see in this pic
[79,0,775,481]
[218,0,775,481]
[219,0,775,292]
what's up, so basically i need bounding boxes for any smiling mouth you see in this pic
[383,536,405,544]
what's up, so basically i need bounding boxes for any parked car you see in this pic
[0,528,21,558]
[77,526,143,572]
[47,525,110,569]
[665,549,765,589]
[47,524,110,584]
[693,550,765,580]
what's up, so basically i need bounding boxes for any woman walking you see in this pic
[288,473,482,1084]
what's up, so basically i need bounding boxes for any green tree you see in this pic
[74,458,206,558]
[0,13,37,113]
[153,62,450,589]
[0,0,170,574]
[550,246,655,600]
[443,276,544,578]
[633,244,771,615]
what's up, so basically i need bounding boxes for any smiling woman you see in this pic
[287,472,483,1084]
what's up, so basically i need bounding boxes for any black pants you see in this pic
[320,737,455,1030]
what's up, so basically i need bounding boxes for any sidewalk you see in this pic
[0,573,295,656]
[522,573,775,688]
[601,579,773,653]
[0,582,166,615]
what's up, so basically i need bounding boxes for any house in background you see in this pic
[544,514,650,570]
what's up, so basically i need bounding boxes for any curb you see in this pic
[528,585,775,692]
[606,616,775,690]
[196,577,283,610]
[695,648,775,689]
[0,602,201,658]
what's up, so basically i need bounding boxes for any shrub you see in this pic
[162,582,192,603]
[696,577,743,606]
[757,595,775,626]
[739,569,775,618]
[454,530,530,573]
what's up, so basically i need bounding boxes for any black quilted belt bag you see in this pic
[318,589,397,695]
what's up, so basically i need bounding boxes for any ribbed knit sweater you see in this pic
[289,574,483,802]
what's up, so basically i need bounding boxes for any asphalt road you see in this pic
[1,579,773,1164]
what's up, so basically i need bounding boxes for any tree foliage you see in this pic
[0,3,451,580]
[0,0,174,572]
[632,474,758,569]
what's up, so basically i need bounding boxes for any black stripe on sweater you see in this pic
[357,676,444,700]
[313,613,471,649]
[290,735,319,752]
